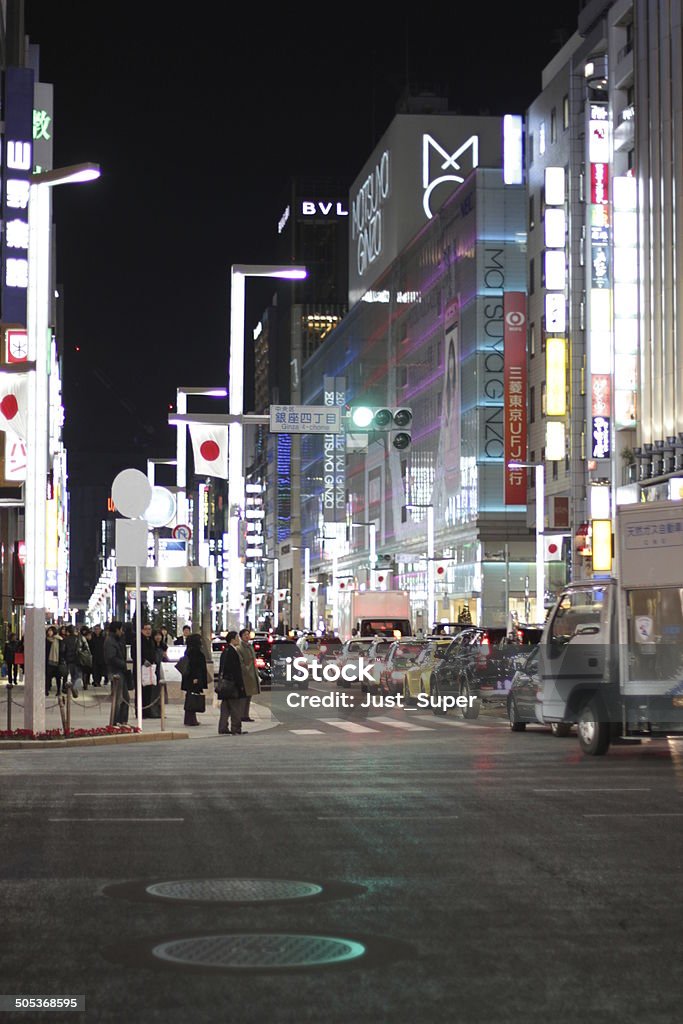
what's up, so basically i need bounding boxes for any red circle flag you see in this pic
[199,439,220,462]
[547,542,558,555]
[0,394,19,421]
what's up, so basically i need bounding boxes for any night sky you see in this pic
[24,2,580,485]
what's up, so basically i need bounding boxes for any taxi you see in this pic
[401,638,453,705]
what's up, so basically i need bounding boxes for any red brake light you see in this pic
[255,657,266,668]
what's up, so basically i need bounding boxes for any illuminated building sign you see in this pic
[349,114,505,305]
[300,199,348,218]
[546,337,567,417]
[503,292,527,505]
[323,375,346,523]
[1,66,34,326]
[592,415,611,459]
[590,163,609,204]
[591,374,611,418]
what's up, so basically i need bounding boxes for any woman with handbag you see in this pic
[181,633,208,726]
[217,630,247,735]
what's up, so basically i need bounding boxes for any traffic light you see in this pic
[347,407,412,450]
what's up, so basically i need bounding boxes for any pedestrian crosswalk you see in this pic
[286,714,505,737]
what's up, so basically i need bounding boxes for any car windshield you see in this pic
[392,643,424,666]
[270,642,300,660]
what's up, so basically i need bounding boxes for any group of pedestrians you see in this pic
[44,623,105,698]
[178,627,260,735]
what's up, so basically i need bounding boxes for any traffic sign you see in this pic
[270,405,342,434]
[172,523,192,541]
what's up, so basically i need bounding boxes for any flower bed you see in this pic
[0,725,141,740]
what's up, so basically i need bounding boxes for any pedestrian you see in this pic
[180,632,208,727]
[174,624,192,645]
[45,626,61,696]
[57,626,68,693]
[217,630,247,735]
[3,632,20,686]
[159,626,172,650]
[133,622,161,719]
[89,623,107,686]
[79,627,94,689]
[238,627,260,722]
[62,624,86,697]
[104,620,130,725]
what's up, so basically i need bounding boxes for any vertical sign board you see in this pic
[503,292,528,504]
[323,376,346,523]
[1,66,34,327]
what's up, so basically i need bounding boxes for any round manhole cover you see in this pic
[145,879,323,903]
[151,933,366,969]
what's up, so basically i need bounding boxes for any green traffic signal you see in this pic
[347,406,412,449]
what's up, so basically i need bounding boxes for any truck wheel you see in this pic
[577,700,611,755]
[550,722,572,737]
[460,679,480,720]
[508,698,526,731]
[430,681,448,716]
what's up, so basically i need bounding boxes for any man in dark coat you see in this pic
[104,621,129,725]
[217,630,247,735]
[89,624,107,686]
[132,623,161,719]
[3,633,20,686]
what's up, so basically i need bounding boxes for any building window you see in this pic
[541,381,547,416]
[562,95,569,129]
[530,321,536,358]
[529,193,535,230]
[529,257,535,295]
[550,108,557,143]
[528,132,534,165]
[539,121,546,155]
[552,461,559,481]
[530,452,536,486]
[530,386,536,423]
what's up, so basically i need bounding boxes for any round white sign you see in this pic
[111,468,152,519]
[144,486,177,528]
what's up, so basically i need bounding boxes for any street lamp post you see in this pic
[227,264,306,631]
[24,163,100,734]
[404,503,435,632]
[291,545,310,630]
[508,461,545,624]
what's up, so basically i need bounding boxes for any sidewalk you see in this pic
[0,680,280,748]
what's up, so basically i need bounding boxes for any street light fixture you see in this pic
[227,264,306,630]
[24,163,101,734]
[508,460,545,624]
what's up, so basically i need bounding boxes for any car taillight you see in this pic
[255,657,266,668]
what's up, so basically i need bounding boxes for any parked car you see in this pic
[402,638,453,705]
[318,634,343,664]
[429,626,541,719]
[507,645,572,735]
[270,638,308,689]
[361,636,401,693]
[379,638,429,695]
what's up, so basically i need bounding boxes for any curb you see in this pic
[0,731,190,750]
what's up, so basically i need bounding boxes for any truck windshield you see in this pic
[360,619,411,637]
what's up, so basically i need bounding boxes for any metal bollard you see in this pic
[6,684,12,732]
[160,683,166,732]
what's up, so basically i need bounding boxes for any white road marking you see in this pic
[74,792,195,797]
[317,815,459,820]
[534,788,651,793]
[49,817,184,822]
[290,729,324,735]
[320,719,379,733]
[583,812,683,818]
[369,716,433,732]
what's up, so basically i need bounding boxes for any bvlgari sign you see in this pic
[348,114,506,307]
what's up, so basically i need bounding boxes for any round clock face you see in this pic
[8,332,28,360]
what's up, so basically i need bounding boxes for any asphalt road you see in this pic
[2,680,683,1024]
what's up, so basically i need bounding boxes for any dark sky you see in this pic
[23,2,580,484]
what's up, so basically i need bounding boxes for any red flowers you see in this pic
[0,725,141,740]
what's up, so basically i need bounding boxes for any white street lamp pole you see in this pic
[427,505,435,631]
[24,163,100,734]
[508,461,545,625]
[227,264,306,631]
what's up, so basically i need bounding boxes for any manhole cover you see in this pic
[145,879,323,903]
[151,933,366,969]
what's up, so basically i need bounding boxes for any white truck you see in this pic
[538,499,683,755]
[337,589,412,641]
